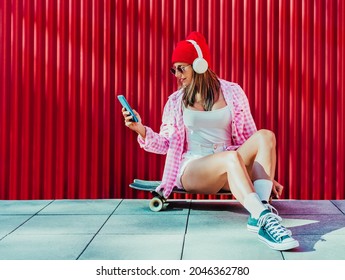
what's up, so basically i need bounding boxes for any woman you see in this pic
[122,32,299,251]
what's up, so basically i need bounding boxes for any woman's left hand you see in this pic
[271,180,284,201]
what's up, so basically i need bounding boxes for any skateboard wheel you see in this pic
[149,197,164,212]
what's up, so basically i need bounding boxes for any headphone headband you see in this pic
[186,40,203,59]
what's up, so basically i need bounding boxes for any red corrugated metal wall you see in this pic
[0,0,344,200]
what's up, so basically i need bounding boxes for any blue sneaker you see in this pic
[247,202,281,233]
[247,214,260,232]
[257,210,299,251]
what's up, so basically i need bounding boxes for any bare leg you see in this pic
[236,129,276,181]
[181,151,254,204]
[180,137,298,250]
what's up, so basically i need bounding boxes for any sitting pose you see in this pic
[122,31,299,251]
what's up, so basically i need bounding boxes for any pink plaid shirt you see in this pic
[138,80,257,198]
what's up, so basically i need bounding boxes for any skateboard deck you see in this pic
[130,179,232,212]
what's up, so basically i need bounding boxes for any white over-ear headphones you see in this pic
[186,39,208,74]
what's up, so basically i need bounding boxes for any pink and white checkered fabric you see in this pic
[137,80,257,198]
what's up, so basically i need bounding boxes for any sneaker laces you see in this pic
[258,212,292,240]
[263,202,279,215]
[262,203,292,235]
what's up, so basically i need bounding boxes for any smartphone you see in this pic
[117,95,139,122]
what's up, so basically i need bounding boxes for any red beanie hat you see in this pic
[171,31,211,68]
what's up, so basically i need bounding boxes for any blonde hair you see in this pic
[180,69,221,111]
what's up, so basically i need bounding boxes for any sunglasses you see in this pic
[170,64,191,75]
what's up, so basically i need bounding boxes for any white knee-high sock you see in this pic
[243,192,267,219]
[253,179,273,203]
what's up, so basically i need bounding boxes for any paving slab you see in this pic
[99,214,188,235]
[40,199,121,215]
[187,213,248,235]
[182,233,283,260]
[283,214,345,236]
[12,215,110,235]
[283,234,345,260]
[272,200,341,215]
[0,234,93,260]
[79,234,184,260]
[0,200,53,214]
[331,200,345,214]
[0,215,33,239]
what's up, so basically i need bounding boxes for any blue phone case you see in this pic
[117,95,139,122]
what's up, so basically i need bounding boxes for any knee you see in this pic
[256,129,276,149]
[222,151,243,168]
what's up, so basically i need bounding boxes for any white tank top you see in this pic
[183,105,232,154]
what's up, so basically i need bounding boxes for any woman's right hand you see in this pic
[122,108,146,138]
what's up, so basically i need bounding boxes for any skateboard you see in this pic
[129,179,232,212]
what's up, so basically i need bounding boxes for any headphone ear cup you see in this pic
[193,57,208,74]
